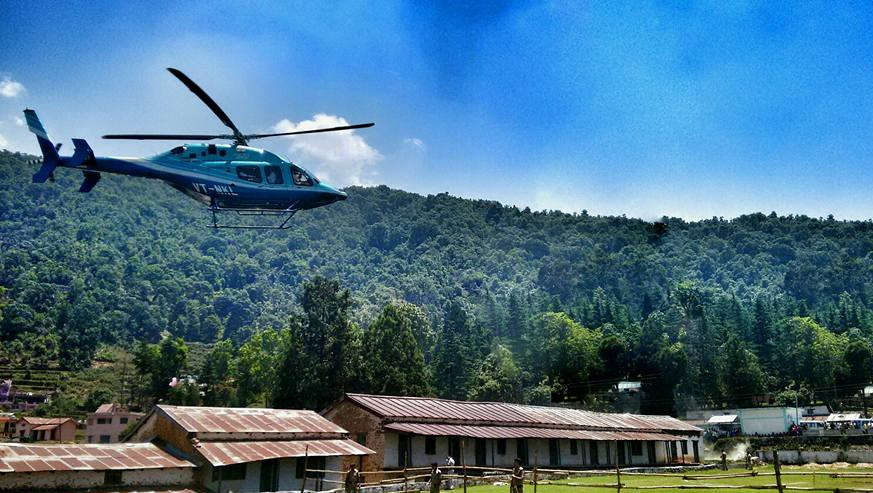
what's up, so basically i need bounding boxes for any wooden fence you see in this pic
[306,450,873,493]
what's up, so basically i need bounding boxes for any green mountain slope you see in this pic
[2,149,873,412]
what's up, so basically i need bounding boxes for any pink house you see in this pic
[86,403,144,443]
[17,416,76,442]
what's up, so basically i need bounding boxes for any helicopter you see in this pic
[25,68,374,229]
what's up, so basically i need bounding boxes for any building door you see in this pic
[617,441,626,465]
[398,435,411,468]
[548,439,560,466]
[517,439,529,466]
[260,458,279,492]
[589,441,598,465]
[669,441,677,462]
[475,438,487,466]
[646,442,656,465]
[692,441,700,463]
[449,436,461,464]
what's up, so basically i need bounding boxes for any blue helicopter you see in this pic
[25,68,373,229]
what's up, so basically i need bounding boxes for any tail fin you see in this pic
[24,109,60,183]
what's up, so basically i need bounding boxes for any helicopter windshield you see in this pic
[290,165,317,186]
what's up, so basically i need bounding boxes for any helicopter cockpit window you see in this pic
[236,165,262,183]
[290,166,313,186]
[170,146,186,154]
[265,165,284,185]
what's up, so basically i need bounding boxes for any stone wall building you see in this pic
[126,404,374,493]
[323,393,703,472]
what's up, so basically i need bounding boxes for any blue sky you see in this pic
[3,1,873,220]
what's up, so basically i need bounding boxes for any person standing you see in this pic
[429,462,443,493]
[511,458,525,493]
[445,455,455,490]
[345,464,360,493]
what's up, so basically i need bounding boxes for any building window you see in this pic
[97,418,109,425]
[356,433,366,445]
[99,435,111,443]
[213,463,247,481]
[425,436,436,455]
[296,456,325,479]
[631,442,643,456]
[104,470,123,485]
[120,417,128,425]
[87,435,93,443]
[496,439,506,455]
[570,440,578,455]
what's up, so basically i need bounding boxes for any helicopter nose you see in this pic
[336,190,348,201]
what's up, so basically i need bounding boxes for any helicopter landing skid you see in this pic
[207,204,299,229]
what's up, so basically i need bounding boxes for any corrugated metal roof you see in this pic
[0,443,195,473]
[159,405,347,435]
[383,423,680,441]
[344,394,701,434]
[96,403,115,414]
[707,415,739,424]
[195,439,374,467]
[19,416,75,425]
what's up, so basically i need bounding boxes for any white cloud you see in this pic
[0,133,7,148]
[14,115,24,126]
[0,77,25,98]
[272,114,381,186]
[403,137,426,150]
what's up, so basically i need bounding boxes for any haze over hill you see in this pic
[2,150,873,414]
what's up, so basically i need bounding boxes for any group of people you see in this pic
[428,457,526,493]
[344,456,526,493]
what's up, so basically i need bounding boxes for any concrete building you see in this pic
[126,405,374,493]
[687,406,829,436]
[0,442,196,492]
[86,403,145,443]
[322,393,703,472]
[16,416,76,442]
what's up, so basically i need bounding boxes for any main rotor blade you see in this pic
[245,123,375,140]
[166,68,246,143]
[103,133,227,140]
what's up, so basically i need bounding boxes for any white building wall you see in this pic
[202,456,344,493]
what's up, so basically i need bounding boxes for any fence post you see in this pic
[773,450,783,493]
[614,441,621,493]
[461,439,467,493]
[301,445,309,493]
[533,452,538,493]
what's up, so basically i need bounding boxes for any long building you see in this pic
[126,404,374,493]
[323,393,703,471]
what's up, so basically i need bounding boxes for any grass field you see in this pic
[463,465,873,493]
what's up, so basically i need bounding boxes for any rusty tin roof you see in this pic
[342,394,700,434]
[195,439,374,467]
[383,423,681,441]
[0,443,195,473]
[158,405,347,435]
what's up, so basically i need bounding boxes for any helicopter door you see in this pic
[264,165,284,185]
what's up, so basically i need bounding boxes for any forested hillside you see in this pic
[2,149,872,415]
